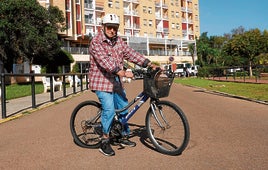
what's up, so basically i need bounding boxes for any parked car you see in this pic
[189,65,200,76]
[227,68,242,73]
[163,63,196,77]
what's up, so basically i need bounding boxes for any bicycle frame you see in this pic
[114,91,150,125]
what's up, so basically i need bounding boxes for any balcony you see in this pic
[156,27,162,32]
[187,8,193,13]
[181,18,187,23]
[85,3,93,9]
[163,15,168,20]
[188,19,193,24]
[163,28,169,33]
[155,2,161,8]
[85,18,94,24]
[132,10,139,15]
[95,5,104,11]
[124,9,132,15]
[181,7,186,12]
[133,24,140,29]
[188,30,194,35]
[132,0,139,4]
[123,0,139,2]
[62,47,89,55]
[124,24,132,29]
[155,13,161,19]
[162,3,168,9]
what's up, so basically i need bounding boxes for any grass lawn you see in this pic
[174,77,268,102]
[5,83,44,100]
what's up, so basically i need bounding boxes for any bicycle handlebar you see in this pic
[145,67,174,79]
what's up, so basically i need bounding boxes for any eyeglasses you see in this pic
[105,25,119,31]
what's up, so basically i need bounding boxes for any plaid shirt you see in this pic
[88,31,148,92]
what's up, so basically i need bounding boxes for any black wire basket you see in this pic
[143,70,174,99]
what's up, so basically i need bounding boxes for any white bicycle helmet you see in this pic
[102,13,120,25]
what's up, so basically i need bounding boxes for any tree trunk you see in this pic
[249,60,253,77]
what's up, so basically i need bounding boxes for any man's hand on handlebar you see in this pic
[147,62,160,70]
[116,70,125,77]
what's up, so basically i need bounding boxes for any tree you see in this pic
[196,32,210,66]
[196,32,225,66]
[223,29,264,76]
[188,43,196,65]
[0,0,66,72]
[45,49,74,73]
[231,26,246,36]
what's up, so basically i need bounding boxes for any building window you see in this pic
[66,12,71,28]
[195,25,199,32]
[148,20,153,27]
[195,4,198,10]
[108,0,113,8]
[143,19,147,26]
[66,0,70,10]
[176,23,180,29]
[195,15,199,21]
[143,6,147,13]
[115,1,120,9]
[176,12,179,18]
[171,23,175,29]
[148,7,152,14]
[171,11,174,18]
[175,0,179,6]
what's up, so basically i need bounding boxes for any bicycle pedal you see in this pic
[117,144,125,150]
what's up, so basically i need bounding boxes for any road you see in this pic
[0,80,268,170]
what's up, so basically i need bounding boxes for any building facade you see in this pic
[38,0,200,71]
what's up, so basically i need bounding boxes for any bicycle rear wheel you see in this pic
[146,100,190,156]
[70,101,102,148]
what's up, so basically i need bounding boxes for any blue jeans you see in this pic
[95,90,130,136]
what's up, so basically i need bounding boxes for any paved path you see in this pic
[0,80,268,170]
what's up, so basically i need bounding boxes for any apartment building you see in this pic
[38,0,200,71]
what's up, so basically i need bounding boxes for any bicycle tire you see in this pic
[70,100,102,148]
[145,100,190,156]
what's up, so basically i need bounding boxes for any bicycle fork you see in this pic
[150,101,170,130]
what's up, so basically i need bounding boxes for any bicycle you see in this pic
[70,68,190,156]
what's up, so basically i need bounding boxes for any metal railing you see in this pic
[198,65,268,83]
[1,73,88,119]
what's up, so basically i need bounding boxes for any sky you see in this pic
[199,0,268,36]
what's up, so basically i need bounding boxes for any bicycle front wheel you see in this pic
[146,100,190,156]
[70,101,102,148]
